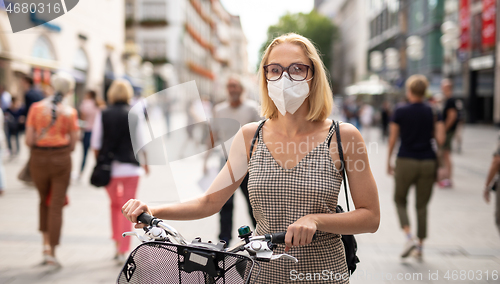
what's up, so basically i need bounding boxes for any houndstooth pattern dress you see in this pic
[247,121,349,283]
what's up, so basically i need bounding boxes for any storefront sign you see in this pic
[459,0,470,51]
[469,55,494,70]
[482,0,496,49]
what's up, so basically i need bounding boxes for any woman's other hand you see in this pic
[387,163,395,175]
[122,199,153,228]
[143,164,150,176]
[284,215,317,252]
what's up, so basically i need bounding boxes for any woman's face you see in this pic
[266,43,313,89]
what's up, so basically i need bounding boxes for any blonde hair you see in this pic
[258,33,333,121]
[406,75,428,98]
[107,79,133,104]
[51,71,75,95]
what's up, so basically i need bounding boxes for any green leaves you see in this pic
[258,10,338,73]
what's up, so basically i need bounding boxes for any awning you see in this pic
[123,74,143,92]
[345,75,394,96]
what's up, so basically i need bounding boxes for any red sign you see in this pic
[482,0,496,49]
[459,0,470,51]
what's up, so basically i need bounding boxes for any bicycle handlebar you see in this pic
[137,212,156,226]
[263,231,317,244]
[137,212,188,245]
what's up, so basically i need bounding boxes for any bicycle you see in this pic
[117,213,299,284]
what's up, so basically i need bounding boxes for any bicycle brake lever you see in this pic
[122,231,149,243]
[270,253,298,263]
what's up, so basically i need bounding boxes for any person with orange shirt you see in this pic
[25,71,80,268]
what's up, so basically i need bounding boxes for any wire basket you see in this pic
[117,241,255,284]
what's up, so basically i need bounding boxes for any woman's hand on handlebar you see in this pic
[284,215,317,252]
[122,199,153,229]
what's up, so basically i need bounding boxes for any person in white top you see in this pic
[0,85,11,112]
[78,90,102,178]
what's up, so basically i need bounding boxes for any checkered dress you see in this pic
[247,122,349,283]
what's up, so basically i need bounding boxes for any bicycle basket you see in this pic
[117,241,255,284]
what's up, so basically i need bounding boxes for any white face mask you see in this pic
[267,74,312,116]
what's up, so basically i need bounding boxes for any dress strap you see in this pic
[249,119,266,160]
[326,120,337,148]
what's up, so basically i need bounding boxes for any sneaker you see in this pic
[401,239,417,258]
[411,249,423,262]
[116,254,127,266]
[438,179,452,189]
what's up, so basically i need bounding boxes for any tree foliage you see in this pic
[258,10,338,75]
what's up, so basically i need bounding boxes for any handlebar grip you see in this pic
[266,231,318,244]
[268,232,287,244]
[137,212,155,226]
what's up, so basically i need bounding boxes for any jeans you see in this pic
[7,129,19,155]
[80,131,92,173]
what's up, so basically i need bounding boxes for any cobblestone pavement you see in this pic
[0,124,499,283]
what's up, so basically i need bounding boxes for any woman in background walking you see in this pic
[78,90,101,179]
[387,75,445,260]
[26,71,79,267]
[91,79,148,264]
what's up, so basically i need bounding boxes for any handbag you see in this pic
[90,114,117,187]
[17,157,33,183]
[90,151,114,187]
[333,120,360,275]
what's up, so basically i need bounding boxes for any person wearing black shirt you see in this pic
[5,97,25,156]
[387,75,445,260]
[441,79,458,188]
[22,76,44,116]
[381,101,391,142]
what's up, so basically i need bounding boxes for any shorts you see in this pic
[443,130,455,151]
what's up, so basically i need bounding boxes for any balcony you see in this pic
[143,57,169,65]
[125,18,134,28]
[139,19,168,28]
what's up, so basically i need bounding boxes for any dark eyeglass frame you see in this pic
[263,63,313,82]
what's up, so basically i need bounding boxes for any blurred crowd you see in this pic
[0,70,263,268]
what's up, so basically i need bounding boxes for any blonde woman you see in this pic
[26,71,79,267]
[91,79,148,263]
[123,33,379,283]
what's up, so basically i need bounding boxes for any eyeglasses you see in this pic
[263,63,312,81]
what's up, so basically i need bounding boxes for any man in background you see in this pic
[22,76,44,116]
[205,75,260,245]
[440,79,460,188]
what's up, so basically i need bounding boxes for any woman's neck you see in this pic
[273,100,316,137]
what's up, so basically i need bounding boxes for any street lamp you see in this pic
[440,20,460,75]
[384,47,400,70]
[406,35,424,61]
[370,50,384,72]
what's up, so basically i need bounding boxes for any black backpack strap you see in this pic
[335,121,351,212]
[249,120,266,160]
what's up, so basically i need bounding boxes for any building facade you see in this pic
[316,0,370,95]
[460,0,497,123]
[125,0,248,103]
[0,0,125,106]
